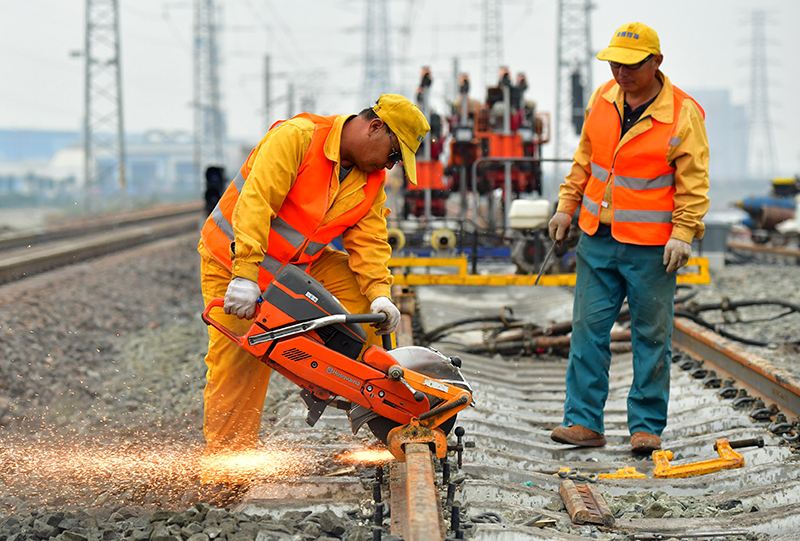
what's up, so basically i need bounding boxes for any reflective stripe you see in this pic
[211,206,234,240]
[614,209,673,223]
[581,195,599,216]
[271,216,306,249]
[616,172,674,191]
[212,206,317,272]
[669,136,681,146]
[232,171,245,192]
[260,254,282,275]
[260,255,307,279]
[305,241,327,256]
[272,216,327,256]
[590,162,609,182]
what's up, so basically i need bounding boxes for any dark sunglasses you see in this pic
[609,54,653,71]
[387,130,402,164]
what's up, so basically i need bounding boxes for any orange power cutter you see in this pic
[203,265,473,461]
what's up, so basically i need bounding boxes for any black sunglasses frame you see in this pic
[386,129,402,165]
[609,54,654,71]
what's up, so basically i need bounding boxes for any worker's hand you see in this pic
[370,296,401,335]
[224,277,261,319]
[663,238,692,273]
[548,212,572,242]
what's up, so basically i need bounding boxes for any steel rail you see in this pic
[673,318,800,418]
[0,215,199,284]
[0,201,202,251]
[727,241,800,263]
[389,443,445,541]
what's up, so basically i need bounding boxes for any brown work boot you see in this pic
[631,432,661,454]
[550,424,606,447]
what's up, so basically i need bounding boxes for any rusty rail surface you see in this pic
[673,318,800,417]
[389,444,445,541]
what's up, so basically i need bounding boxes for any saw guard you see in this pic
[386,420,449,461]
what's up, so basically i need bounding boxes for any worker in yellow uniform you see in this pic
[198,94,430,454]
[548,23,709,453]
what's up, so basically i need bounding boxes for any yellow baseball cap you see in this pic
[372,94,431,185]
[596,22,660,64]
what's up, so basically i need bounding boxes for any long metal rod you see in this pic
[673,319,800,417]
[398,443,445,540]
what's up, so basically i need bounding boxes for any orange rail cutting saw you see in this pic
[203,265,473,460]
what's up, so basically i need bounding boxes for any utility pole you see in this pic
[264,54,271,130]
[286,82,295,119]
[747,9,777,178]
[362,0,391,106]
[553,0,593,195]
[481,0,503,90]
[83,0,126,197]
[193,0,226,188]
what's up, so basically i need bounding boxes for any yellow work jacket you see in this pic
[199,114,393,301]
[557,72,710,243]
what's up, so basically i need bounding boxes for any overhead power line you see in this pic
[83,0,127,192]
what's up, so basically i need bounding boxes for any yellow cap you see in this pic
[372,94,431,185]
[596,22,660,64]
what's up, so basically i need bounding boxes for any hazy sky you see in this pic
[2,0,798,175]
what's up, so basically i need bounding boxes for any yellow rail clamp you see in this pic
[389,255,710,287]
[652,438,744,478]
[597,466,647,480]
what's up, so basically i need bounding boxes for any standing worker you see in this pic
[548,23,709,453]
[198,94,430,454]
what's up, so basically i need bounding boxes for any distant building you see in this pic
[0,129,247,202]
[686,88,748,183]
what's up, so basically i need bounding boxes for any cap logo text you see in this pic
[617,31,639,39]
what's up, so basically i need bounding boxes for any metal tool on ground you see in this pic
[203,265,473,461]
[559,480,614,526]
[597,466,647,480]
[631,530,750,540]
[652,437,764,478]
[557,466,598,483]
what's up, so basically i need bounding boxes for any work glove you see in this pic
[663,238,692,273]
[370,296,401,335]
[224,277,261,319]
[548,211,572,242]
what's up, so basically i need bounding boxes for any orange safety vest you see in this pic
[200,113,386,291]
[578,80,704,246]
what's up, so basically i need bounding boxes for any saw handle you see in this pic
[201,298,258,347]
[343,313,394,349]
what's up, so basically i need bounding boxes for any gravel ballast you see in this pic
[0,235,370,540]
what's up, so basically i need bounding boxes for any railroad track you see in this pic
[234,284,799,541]
[0,202,203,284]
[727,242,800,265]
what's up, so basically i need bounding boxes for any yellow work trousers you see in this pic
[199,247,380,452]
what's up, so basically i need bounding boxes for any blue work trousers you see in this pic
[563,228,676,436]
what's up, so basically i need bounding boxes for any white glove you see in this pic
[223,277,261,319]
[548,211,572,242]
[370,296,401,335]
[663,238,692,273]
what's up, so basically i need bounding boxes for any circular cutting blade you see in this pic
[348,346,472,442]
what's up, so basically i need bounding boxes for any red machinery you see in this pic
[403,67,449,219]
[449,68,549,199]
[203,264,473,460]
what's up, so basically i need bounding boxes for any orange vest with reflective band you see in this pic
[578,80,704,246]
[200,113,386,291]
